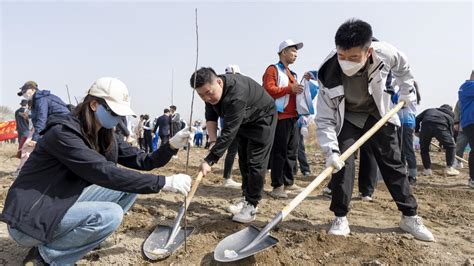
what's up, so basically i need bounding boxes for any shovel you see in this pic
[214,102,406,262]
[142,171,203,260]
[430,141,468,164]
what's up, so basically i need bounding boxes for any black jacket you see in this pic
[154,114,171,136]
[416,106,455,136]
[204,74,276,164]
[1,113,176,242]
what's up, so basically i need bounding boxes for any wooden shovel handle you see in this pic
[185,171,204,209]
[281,101,405,218]
[430,141,468,164]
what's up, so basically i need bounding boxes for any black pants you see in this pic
[238,113,277,207]
[143,131,153,153]
[223,138,239,179]
[419,123,456,169]
[295,133,311,174]
[330,117,417,217]
[159,135,169,147]
[271,117,299,188]
[358,145,378,197]
[463,124,474,180]
[400,125,417,177]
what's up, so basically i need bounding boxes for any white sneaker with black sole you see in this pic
[399,215,435,242]
[232,201,257,223]
[227,198,245,215]
[328,216,350,236]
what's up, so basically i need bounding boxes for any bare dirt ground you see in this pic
[0,138,473,265]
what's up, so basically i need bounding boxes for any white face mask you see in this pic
[338,59,366,77]
[22,89,35,100]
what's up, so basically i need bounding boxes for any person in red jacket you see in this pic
[263,39,304,199]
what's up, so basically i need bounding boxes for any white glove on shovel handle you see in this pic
[169,128,196,149]
[325,153,345,173]
[163,174,192,196]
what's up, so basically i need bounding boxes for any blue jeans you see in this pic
[8,185,137,265]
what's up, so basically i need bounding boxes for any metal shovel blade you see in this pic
[214,225,279,262]
[142,225,194,261]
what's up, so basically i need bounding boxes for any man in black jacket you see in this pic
[190,67,277,223]
[154,108,171,146]
[416,104,459,176]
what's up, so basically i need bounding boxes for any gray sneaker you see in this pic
[269,186,288,199]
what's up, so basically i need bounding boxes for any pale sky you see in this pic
[1,0,473,122]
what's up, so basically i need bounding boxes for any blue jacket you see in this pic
[459,80,474,128]
[31,90,70,141]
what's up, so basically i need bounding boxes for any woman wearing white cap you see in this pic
[1,77,194,265]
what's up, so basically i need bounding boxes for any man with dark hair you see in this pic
[416,104,459,176]
[154,108,171,147]
[316,19,434,241]
[263,39,305,199]
[17,81,70,146]
[459,70,474,188]
[190,67,277,223]
[169,105,181,137]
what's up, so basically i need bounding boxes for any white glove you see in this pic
[398,94,414,107]
[169,127,195,149]
[162,174,192,196]
[325,153,345,173]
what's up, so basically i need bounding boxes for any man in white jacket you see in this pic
[315,19,434,241]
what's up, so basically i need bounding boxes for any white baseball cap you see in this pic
[88,77,136,117]
[278,39,304,53]
[225,64,241,74]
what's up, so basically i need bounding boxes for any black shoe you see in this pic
[302,171,311,176]
[408,176,416,185]
[23,247,48,266]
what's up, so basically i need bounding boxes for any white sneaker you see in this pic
[232,201,257,223]
[359,193,373,202]
[468,179,474,189]
[322,187,332,198]
[399,215,435,242]
[453,160,464,169]
[227,198,245,215]
[423,169,432,176]
[445,167,460,176]
[328,216,350,236]
[223,178,241,188]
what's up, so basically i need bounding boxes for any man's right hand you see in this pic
[303,72,313,81]
[200,161,212,176]
[325,153,345,173]
[291,83,304,94]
